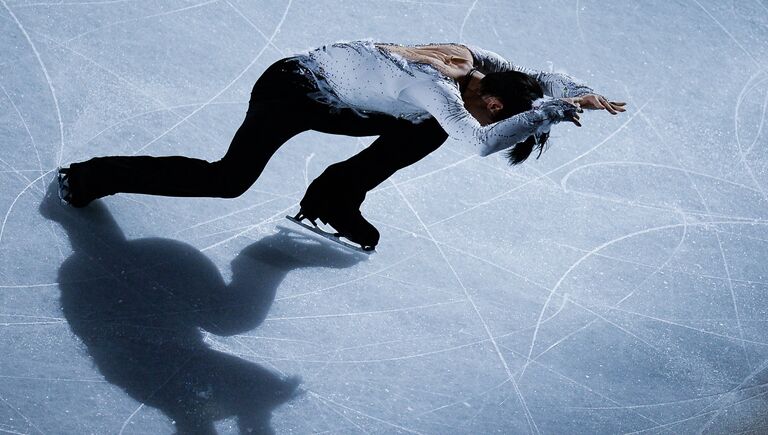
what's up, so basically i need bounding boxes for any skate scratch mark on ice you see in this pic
[441,231,674,355]
[1,1,65,167]
[370,217,552,294]
[0,170,54,245]
[0,321,65,326]
[378,213,709,353]
[622,389,768,434]
[562,187,768,228]
[290,335,441,364]
[63,0,219,43]
[745,83,768,156]
[532,211,688,363]
[386,181,540,435]
[567,296,662,352]
[360,378,455,400]
[429,97,652,228]
[691,0,763,68]
[641,111,754,372]
[270,296,570,365]
[0,82,66,257]
[0,169,47,174]
[369,154,477,195]
[172,195,289,235]
[518,222,691,379]
[693,346,768,430]
[0,283,58,288]
[458,0,478,43]
[276,254,415,301]
[33,33,235,152]
[308,391,424,434]
[531,294,624,362]
[118,404,144,435]
[575,0,588,45]
[19,0,139,7]
[0,393,45,434]
[0,26,230,159]
[265,299,464,321]
[376,0,463,6]
[0,375,105,383]
[304,153,315,188]
[697,362,768,434]
[569,382,767,410]
[82,101,242,148]
[735,74,768,157]
[758,0,768,14]
[313,395,371,435]
[608,306,768,346]
[714,227,768,246]
[0,84,43,177]
[117,354,195,435]
[561,161,763,195]
[499,345,662,427]
[319,218,768,349]
[225,0,286,56]
[416,378,511,417]
[132,0,293,155]
[732,72,768,203]
[0,314,64,321]
[200,202,298,251]
[0,160,36,190]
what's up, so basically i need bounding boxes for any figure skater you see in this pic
[58,40,626,250]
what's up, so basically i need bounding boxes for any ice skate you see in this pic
[288,207,379,253]
[56,167,72,205]
[57,167,92,208]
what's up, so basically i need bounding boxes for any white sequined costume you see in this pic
[295,40,594,156]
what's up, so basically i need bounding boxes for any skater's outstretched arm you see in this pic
[467,45,626,114]
[400,80,582,157]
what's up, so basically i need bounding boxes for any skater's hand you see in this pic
[555,98,584,127]
[570,94,627,114]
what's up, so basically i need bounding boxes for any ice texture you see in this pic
[1,0,768,433]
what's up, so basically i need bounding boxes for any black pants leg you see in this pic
[67,57,448,209]
[68,58,316,203]
[301,116,449,212]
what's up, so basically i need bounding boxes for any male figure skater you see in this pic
[59,41,626,250]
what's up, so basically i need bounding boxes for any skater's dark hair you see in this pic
[480,71,550,165]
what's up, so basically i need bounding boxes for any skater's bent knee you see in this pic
[217,181,251,198]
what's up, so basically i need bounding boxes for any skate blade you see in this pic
[286,215,375,254]
[56,167,71,206]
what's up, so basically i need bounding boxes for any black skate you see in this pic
[287,208,379,253]
[57,167,95,208]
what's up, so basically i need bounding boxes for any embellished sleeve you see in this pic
[399,80,579,157]
[466,45,595,98]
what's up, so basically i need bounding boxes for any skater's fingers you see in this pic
[571,113,582,127]
[600,96,618,115]
[591,98,607,111]
[610,101,627,112]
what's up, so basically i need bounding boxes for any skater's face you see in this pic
[465,94,504,126]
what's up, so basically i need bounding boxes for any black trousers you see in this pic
[70,58,448,208]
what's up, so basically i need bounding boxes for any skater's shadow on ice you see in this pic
[39,186,362,434]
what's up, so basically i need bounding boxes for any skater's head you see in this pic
[480,71,550,165]
[480,71,542,122]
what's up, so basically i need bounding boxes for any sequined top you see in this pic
[295,40,594,156]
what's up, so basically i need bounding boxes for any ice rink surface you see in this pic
[2,0,768,433]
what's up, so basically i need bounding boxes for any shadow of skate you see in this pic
[39,184,362,434]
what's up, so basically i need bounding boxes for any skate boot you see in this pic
[294,206,379,251]
[297,164,379,250]
[57,167,93,208]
